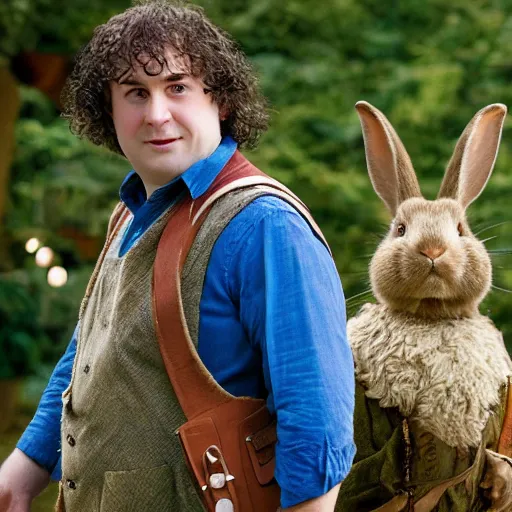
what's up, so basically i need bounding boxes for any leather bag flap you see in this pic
[178,416,222,491]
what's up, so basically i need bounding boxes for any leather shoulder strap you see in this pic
[193,177,331,256]
[182,186,276,348]
[153,153,331,420]
[182,182,332,349]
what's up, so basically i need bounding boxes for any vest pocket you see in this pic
[100,463,205,512]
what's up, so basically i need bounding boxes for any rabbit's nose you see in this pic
[420,247,446,260]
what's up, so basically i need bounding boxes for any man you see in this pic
[0,2,355,510]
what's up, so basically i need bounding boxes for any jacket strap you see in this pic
[371,448,480,512]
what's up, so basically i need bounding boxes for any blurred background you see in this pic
[2,0,512,509]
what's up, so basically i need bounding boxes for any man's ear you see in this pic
[219,104,229,121]
[104,84,113,117]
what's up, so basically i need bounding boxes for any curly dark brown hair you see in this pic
[61,0,269,154]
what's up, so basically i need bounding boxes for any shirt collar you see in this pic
[119,136,238,213]
[182,135,237,199]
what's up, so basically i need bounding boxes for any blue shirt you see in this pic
[17,137,356,508]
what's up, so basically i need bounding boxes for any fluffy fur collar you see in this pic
[348,303,512,448]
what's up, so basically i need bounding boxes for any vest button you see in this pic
[84,365,90,374]
[66,435,76,447]
[66,479,76,490]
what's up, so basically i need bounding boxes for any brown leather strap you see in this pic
[153,151,329,420]
[371,494,408,512]
[193,178,332,255]
[154,192,232,417]
[250,420,277,451]
[371,460,477,512]
[498,377,512,457]
[413,463,475,512]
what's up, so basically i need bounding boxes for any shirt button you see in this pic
[66,435,76,447]
[66,479,77,490]
[84,365,90,374]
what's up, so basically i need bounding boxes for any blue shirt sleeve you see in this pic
[16,324,77,481]
[226,196,356,507]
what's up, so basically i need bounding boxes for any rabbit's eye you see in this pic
[397,224,406,237]
[457,223,463,236]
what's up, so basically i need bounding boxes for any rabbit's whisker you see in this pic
[367,235,385,242]
[491,284,512,294]
[346,299,372,308]
[474,221,511,236]
[346,289,373,303]
[481,236,498,244]
[489,249,512,255]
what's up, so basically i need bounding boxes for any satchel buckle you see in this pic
[201,445,237,511]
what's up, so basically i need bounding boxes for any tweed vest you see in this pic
[57,166,297,511]
[59,194,208,511]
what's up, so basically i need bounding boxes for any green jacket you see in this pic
[336,383,506,511]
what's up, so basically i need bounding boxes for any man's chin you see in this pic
[149,163,188,177]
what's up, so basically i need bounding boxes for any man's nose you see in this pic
[145,93,173,127]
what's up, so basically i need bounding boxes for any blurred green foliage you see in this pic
[0,0,129,61]
[11,88,128,237]
[3,0,512,374]
[4,87,125,375]
[0,274,43,378]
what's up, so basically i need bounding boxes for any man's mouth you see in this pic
[147,138,180,145]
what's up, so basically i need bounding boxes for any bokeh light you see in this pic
[35,247,54,268]
[47,266,68,287]
[25,238,40,254]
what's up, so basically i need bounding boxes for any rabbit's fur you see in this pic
[348,101,512,450]
[349,303,510,448]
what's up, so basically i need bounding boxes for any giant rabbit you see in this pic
[338,102,512,512]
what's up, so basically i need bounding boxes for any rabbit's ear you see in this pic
[438,104,507,209]
[355,101,421,215]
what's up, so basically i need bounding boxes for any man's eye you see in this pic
[127,88,147,99]
[170,84,186,94]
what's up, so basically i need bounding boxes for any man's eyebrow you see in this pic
[118,77,142,86]
[164,73,188,81]
[118,72,189,86]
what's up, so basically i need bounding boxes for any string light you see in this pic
[47,266,68,287]
[25,238,40,254]
[35,247,54,268]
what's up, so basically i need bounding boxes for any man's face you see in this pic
[110,49,223,194]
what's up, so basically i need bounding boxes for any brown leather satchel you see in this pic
[152,152,330,511]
